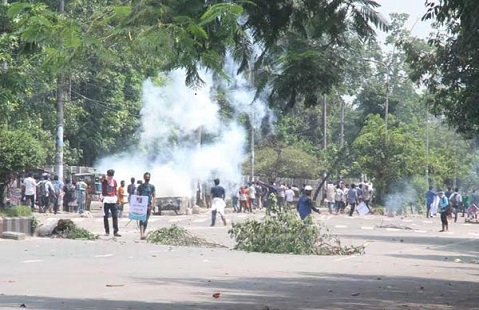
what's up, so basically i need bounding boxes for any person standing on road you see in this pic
[248,182,256,210]
[37,173,56,213]
[449,188,462,223]
[76,178,88,214]
[136,172,156,240]
[285,186,295,209]
[297,185,320,220]
[117,180,127,218]
[210,178,226,226]
[101,169,121,237]
[425,186,437,218]
[127,177,136,204]
[325,182,336,214]
[438,190,450,232]
[51,175,63,215]
[347,183,359,217]
[22,173,37,211]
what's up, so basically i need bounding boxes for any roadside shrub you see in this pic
[229,200,365,255]
[0,206,32,217]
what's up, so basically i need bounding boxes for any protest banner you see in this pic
[128,194,148,221]
[356,202,369,216]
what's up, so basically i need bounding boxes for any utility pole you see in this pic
[251,107,255,182]
[2,0,7,72]
[385,65,390,132]
[340,101,345,147]
[322,94,327,150]
[55,0,65,183]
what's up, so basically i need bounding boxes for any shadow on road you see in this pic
[1,273,478,309]
[338,233,479,255]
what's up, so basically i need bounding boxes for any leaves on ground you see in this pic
[147,225,226,248]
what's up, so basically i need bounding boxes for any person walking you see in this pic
[22,173,37,211]
[334,184,344,214]
[101,169,121,237]
[37,173,56,213]
[438,190,450,232]
[136,172,156,240]
[297,185,320,220]
[348,183,359,216]
[210,178,226,226]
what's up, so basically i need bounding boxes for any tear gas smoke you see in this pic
[96,66,270,198]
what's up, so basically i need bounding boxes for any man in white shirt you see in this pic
[248,183,256,209]
[22,173,37,211]
[284,186,295,209]
[278,183,287,210]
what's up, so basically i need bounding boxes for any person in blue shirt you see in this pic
[425,186,437,218]
[438,190,449,232]
[136,172,156,240]
[297,185,320,220]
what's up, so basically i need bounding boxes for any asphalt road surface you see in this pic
[1,208,478,309]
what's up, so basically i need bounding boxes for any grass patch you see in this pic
[0,206,32,217]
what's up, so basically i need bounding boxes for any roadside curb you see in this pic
[0,216,33,236]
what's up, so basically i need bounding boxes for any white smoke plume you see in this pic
[95,64,270,197]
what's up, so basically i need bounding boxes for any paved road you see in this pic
[1,209,478,309]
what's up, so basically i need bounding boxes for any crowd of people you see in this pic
[426,186,479,232]
[20,169,157,239]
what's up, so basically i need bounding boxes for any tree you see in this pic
[241,0,389,111]
[352,115,425,203]
[405,0,479,136]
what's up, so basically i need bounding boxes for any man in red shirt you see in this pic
[101,169,121,237]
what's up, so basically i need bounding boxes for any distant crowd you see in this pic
[426,186,479,232]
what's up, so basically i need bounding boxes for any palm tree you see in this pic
[236,0,389,110]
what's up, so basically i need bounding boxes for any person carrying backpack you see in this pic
[449,188,462,223]
[37,173,56,213]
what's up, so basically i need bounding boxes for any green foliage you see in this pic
[0,206,32,217]
[0,128,47,172]
[352,115,425,203]
[229,201,365,255]
[147,224,225,248]
[63,227,98,240]
[405,1,479,136]
[246,145,323,180]
[50,219,98,240]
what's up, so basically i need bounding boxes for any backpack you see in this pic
[449,193,457,206]
[38,180,47,196]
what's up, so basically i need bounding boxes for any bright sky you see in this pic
[375,0,434,41]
